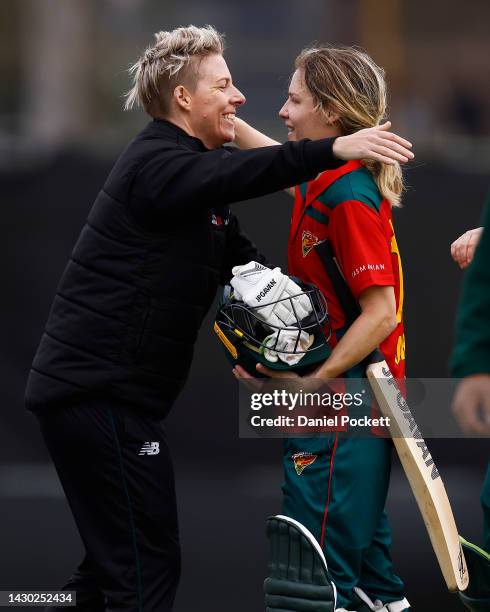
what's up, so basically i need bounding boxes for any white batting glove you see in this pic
[230,261,312,328]
[263,330,314,365]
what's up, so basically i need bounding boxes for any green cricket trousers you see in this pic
[282,434,405,609]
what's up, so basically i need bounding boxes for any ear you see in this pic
[173,85,192,111]
[325,108,340,126]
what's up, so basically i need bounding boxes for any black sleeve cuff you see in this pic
[303,137,344,173]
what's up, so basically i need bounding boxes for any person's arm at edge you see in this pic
[451,203,490,378]
[450,226,484,269]
[450,203,490,434]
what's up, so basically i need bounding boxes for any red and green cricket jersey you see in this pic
[288,160,406,378]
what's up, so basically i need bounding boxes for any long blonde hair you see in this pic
[295,46,404,207]
[125,25,225,117]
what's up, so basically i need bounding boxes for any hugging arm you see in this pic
[234,118,414,165]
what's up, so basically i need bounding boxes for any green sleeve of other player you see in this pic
[451,200,490,377]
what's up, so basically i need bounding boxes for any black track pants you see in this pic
[36,402,180,612]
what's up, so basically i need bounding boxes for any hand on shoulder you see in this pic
[333,121,414,165]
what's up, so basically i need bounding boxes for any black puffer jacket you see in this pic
[26,119,340,416]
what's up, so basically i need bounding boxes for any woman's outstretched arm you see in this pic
[234,117,280,149]
[234,118,294,196]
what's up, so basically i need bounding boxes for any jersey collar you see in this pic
[290,160,363,244]
[305,160,363,207]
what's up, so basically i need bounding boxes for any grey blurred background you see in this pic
[1,0,489,610]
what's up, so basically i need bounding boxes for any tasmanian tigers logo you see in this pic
[302,231,324,258]
[292,452,317,475]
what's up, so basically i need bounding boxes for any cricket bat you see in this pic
[366,360,469,592]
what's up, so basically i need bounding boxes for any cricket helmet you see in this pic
[214,278,332,375]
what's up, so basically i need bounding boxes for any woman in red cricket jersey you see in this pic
[233,46,411,611]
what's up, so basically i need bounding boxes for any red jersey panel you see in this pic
[288,161,406,378]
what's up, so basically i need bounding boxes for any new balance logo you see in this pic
[138,442,160,456]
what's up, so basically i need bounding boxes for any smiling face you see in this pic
[278,68,340,141]
[185,54,245,149]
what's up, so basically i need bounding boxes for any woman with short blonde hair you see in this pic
[125,25,225,116]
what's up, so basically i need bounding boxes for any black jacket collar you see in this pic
[145,118,209,152]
